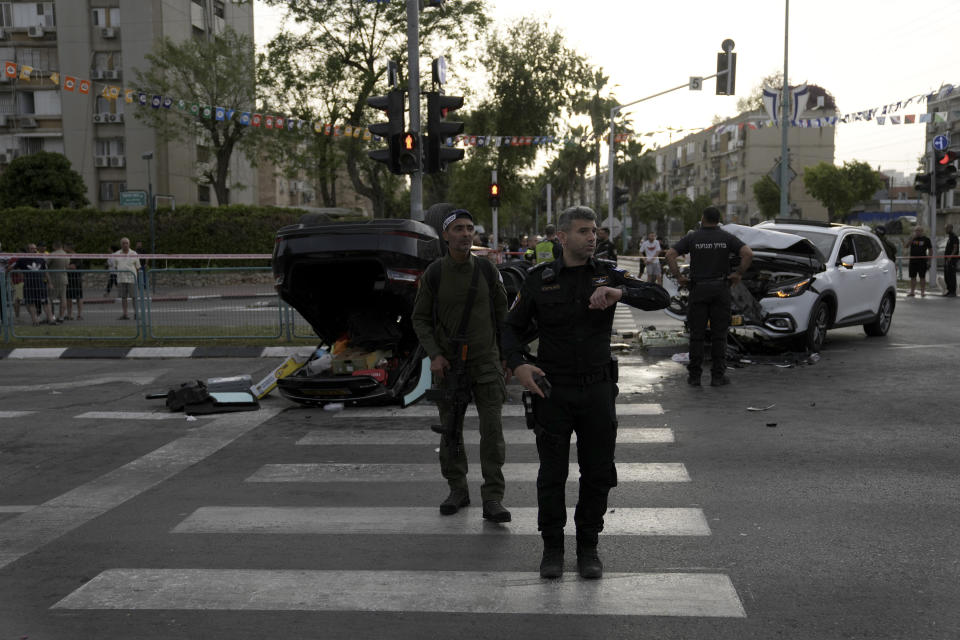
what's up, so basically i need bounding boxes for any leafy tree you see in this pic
[259,0,489,217]
[572,69,619,209]
[631,191,669,236]
[133,27,257,205]
[803,160,883,220]
[0,152,89,208]
[752,175,781,218]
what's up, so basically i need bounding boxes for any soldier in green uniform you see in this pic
[412,207,512,522]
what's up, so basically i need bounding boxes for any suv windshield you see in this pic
[779,229,837,260]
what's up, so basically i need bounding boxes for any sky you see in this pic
[253,0,960,179]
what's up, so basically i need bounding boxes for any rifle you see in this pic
[426,339,471,458]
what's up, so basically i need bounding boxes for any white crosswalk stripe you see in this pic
[52,401,744,620]
[296,427,674,446]
[247,462,691,483]
[172,507,711,536]
[53,568,745,617]
[331,403,664,418]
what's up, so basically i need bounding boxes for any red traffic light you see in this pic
[939,150,960,164]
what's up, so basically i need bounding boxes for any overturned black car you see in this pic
[271,207,530,407]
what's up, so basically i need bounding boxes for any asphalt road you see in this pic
[0,294,958,639]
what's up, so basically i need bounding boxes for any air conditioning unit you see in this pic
[107,113,124,123]
[101,27,117,39]
[93,113,104,123]
[27,25,44,38]
[19,117,37,128]
[104,69,120,80]
[109,155,125,168]
[95,156,109,167]
[90,69,104,80]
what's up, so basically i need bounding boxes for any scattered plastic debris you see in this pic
[324,402,345,412]
[766,422,777,428]
[747,404,776,412]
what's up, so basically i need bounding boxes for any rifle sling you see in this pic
[453,258,483,353]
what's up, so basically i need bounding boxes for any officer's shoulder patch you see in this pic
[540,283,561,291]
[611,266,639,280]
[592,276,610,286]
[509,290,522,311]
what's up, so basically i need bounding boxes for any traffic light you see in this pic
[488,182,500,207]
[398,131,421,174]
[716,51,736,95]
[424,91,465,174]
[935,149,959,194]
[915,172,932,194]
[614,186,630,207]
[367,89,405,174]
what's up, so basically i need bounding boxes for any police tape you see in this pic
[0,253,273,260]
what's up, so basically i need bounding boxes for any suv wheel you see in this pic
[802,299,830,352]
[864,294,894,337]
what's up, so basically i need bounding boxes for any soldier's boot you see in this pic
[576,530,603,579]
[539,533,564,579]
[482,500,512,523]
[439,489,470,515]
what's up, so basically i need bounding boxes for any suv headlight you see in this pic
[768,277,813,298]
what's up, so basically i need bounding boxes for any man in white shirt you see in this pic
[639,232,663,284]
[113,237,139,319]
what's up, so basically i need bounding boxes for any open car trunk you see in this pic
[272,218,442,406]
[272,215,531,406]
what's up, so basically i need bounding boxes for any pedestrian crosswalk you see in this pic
[51,400,747,621]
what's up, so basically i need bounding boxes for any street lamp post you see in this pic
[142,152,155,254]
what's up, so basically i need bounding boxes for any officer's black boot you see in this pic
[439,488,470,515]
[576,531,603,579]
[482,500,512,523]
[539,533,564,579]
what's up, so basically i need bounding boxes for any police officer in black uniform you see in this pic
[665,206,753,387]
[502,206,670,580]
[594,226,618,264]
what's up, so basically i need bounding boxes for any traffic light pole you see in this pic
[491,169,498,252]
[929,147,938,290]
[406,0,423,221]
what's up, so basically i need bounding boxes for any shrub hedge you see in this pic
[0,205,307,262]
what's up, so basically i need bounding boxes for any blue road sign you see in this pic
[934,135,949,151]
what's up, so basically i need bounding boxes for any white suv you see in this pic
[664,220,897,352]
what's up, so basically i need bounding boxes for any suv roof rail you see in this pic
[763,218,836,227]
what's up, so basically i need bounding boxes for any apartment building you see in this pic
[0,0,256,209]
[651,111,836,223]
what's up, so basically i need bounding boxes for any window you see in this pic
[100,181,117,201]
[91,7,119,27]
[16,92,35,115]
[0,3,12,28]
[95,138,124,156]
[214,0,225,18]
[19,137,42,155]
[837,235,856,262]
[198,184,211,203]
[36,2,55,27]
[17,47,58,71]
[853,234,881,262]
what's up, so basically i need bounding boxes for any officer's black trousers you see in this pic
[687,281,731,378]
[946,258,957,295]
[533,381,618,547]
